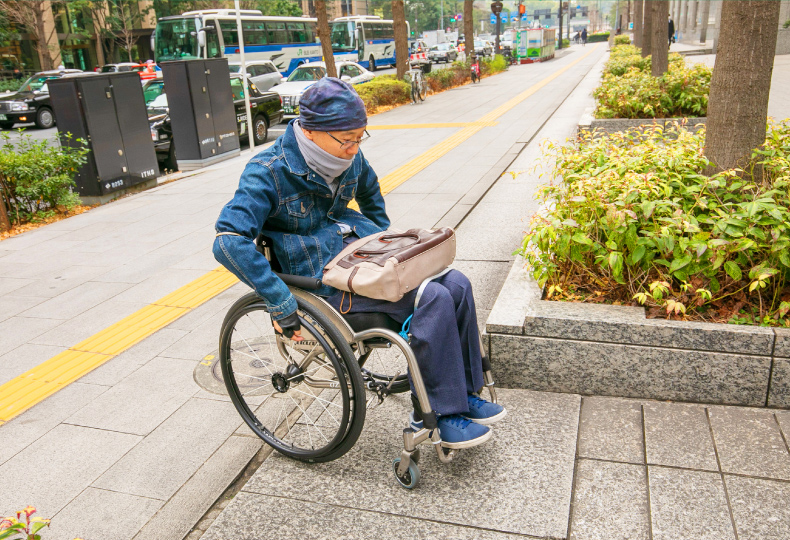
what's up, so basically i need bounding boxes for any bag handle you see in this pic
[354,233,420,257]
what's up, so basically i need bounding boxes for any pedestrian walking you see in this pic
[213,77,506,450]
[668,15,675,49]
[581,27,587,46]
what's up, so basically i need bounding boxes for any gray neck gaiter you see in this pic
[294,120,353,194]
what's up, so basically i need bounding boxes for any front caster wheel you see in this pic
[393,458,420,489]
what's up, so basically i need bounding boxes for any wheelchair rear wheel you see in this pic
[359,342,411,395]
[220,293,366,462]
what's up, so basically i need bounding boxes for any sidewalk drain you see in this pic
[193,336,279,395]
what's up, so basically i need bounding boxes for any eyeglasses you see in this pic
[327,130,370,150]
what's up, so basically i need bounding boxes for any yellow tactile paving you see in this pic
[0,45,600,424]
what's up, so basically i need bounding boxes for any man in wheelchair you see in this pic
[213,77,505,450]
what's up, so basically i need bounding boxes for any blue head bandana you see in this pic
[299,77,367,132]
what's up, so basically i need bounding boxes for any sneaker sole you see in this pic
[441,428,493,449]
[462,408,507,426]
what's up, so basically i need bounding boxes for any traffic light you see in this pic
[518,3,525,14]
[449,15,455,22]
[411,30,415,35]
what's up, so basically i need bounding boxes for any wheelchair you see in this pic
[218,235,498,489]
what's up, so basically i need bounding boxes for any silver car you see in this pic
[229,60,282,92]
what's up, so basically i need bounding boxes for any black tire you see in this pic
[34,107,54,129]
[471,71,478,84]
[0,121,14,130]
[220,292,366,463]
[368,55,376,72]
[252,114,268,146]
[411,81,419,104]
[163,143,177,172]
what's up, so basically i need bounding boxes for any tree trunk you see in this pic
[0,189,11,232]
[699,0,710,43]
[464,0,473,63]
[680,0,688,33]
[651,1,669,76]
[641,0,652,58]
[391,0,408,79]
[634,0,643,48]
[691,0,698,31]
[315,0,336,77]
[34,3,52,70]
[704,0,781,174]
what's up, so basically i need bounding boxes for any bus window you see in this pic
[243,20,267,45]
[205,22,222,57]
[287,22,308,44]
[265,22,288,44]
[220,20,239,47]
[330,21,355,51]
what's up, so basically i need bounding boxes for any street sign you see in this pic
[456,13,463,21]
[491,1,503,15]
[490,13,497,24]
[521,15,528,22]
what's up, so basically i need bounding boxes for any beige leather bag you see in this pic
[322,228,456,302]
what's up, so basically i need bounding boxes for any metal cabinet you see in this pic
[160,58,240,165]
[49,72,158,197]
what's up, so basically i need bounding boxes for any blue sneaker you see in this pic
[462,394,507,425]
[437,414,492,449]
[409,412,423,431]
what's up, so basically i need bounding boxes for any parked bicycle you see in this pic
[407,63,428,104]
[470,56,481,84]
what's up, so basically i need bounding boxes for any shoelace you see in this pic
[442,414,472,429]
[468,395,488,410]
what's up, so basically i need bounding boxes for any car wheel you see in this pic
[0,121,14,130]
[252,114,268,146]
[163,143,178,171]
[368,55,376,72]
[35,107,55,129]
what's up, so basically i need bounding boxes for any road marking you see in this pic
[0,44,601,425]
[368,122,498,130]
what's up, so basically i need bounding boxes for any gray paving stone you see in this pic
[241,389,580,539]
[166,284,245,331]
[10,264,113,298]
[775,328,790,358]
[101,328,189,365]
[0,382,108,466]
[0,229,69,250]
[648,466,735,540]
[0,343,67,386]
[768,355,790,408]
[20,281,133,320]
[133,435,261,540]
[0,316,63,357]
[112,268,208,305]
[708,406,790,480]
[66,356,198,436]
[92,397,244,500]
[569,459,650,540]
[47,488,163,540]
[725,475,790,540]
[0,424,141,517]
[643,402,718,471]
[0,277,33,295]
[578,396,644,464]
[202,492,529,540]
[0,295,47,322]
[451,260,512,311]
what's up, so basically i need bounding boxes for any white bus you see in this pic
[330,16,407,71]
[153,9,322,75]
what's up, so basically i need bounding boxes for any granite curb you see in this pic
[486,257,790,408]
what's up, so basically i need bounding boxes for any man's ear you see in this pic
[303,128,315,141]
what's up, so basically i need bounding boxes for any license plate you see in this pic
[283,105,298,115]
[0,115,6,121]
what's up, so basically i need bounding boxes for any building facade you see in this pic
[299,0,369,20]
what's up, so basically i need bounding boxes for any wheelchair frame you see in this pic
[219,236,498,488]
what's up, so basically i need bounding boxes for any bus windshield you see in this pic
[330,21,355,52]
[155,18,200,61]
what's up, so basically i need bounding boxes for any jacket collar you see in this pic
[281,119,363,183]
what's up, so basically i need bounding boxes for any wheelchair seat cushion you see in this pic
[342,311,402,334]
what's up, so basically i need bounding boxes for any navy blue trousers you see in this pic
[325,269,484,416]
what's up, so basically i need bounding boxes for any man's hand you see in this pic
[273,312,303,342]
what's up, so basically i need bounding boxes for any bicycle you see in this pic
[407,63,428,104]
[470,57,481,84]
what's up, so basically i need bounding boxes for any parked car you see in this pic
[274,61,374,118]
[146,74,283,170]
[229,60,282,91]
[100,63,143,73]
[428,43,459,63]
[474,40,493,57]
[0,68,83,129]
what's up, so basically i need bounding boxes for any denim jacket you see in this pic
[213,121,390,320]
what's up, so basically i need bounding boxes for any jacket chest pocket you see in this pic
[285,194,315,231]
[340,183,357,202]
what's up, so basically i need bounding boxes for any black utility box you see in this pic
[160,58,240,168]
[49,72,158,198]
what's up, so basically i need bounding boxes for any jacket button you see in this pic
[337,231,341,235]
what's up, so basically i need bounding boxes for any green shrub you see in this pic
[594,44,711,118]
[0,131,88,227]
[517,122,790,326]
[354,77,411,113]
[783,19,790,29]
[482,54,508,74]
[0,79,20,93]
[587,32,610,43]
[614,34,631,45]
[561,38,570,48]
